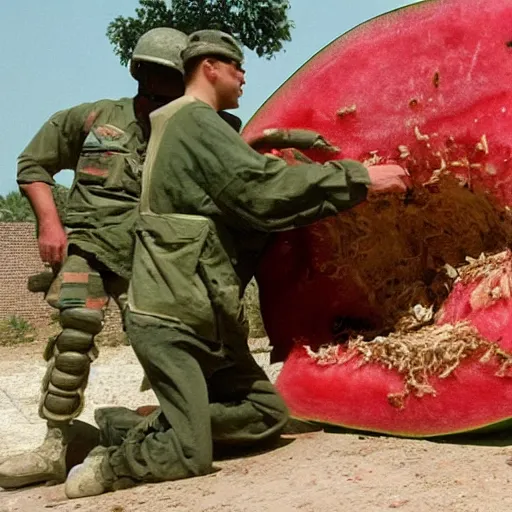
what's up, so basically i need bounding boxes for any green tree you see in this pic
[107,0,294,65]
[0,186,68,223]
[0,191,34,222]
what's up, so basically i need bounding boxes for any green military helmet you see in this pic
[130,27,188,79]
[182,29,244,67]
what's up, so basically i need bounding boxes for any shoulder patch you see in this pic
[94,124,126,140]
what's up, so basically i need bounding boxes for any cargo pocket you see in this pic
[75,151,111,185]
[198,229,248,347]
[75,124,141,194]
[77,151,141,197]
[129,214,218,340]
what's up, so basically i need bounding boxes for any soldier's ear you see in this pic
[203,58,220,82]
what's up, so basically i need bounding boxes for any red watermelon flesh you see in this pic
[437,251,512,350]
[244,0,512,436]
[274,251,512,437]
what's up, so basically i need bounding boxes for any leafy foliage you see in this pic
[107,0,294,65]
[0,191,34,222]
[0,316,36,346]
[0,185,68,223]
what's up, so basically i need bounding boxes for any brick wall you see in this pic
[0,223,122,330]
[0,222,51,326]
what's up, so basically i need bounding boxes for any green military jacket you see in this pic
[17,98,146,279]
[128,96,371,346]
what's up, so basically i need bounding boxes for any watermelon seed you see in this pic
[424,152,447,183]
[408,99,419,109]
[414,126,430,141]
[485,164,497,176]
[475,134,489,155]
[412,304,434,323]
[336,104,357,117]
[433,71,440,88]
[435,154,447,172]
[443,264,458,279]
[449,160,468,167]
[363,151,384,166]
[491,286,503,300]
[464,252,487,265]
[425,170,441,185]
[506,41,512,48]
[398,145,410,159]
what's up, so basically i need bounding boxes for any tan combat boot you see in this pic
[0,424,67,489]
[65,445,136,498]
[65,446,107,499]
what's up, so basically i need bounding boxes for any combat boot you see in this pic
[65,446,107,499]
[0,423,68,489]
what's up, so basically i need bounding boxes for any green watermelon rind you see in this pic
[289,415,512,439]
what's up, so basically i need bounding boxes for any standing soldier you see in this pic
[0,28,188,490]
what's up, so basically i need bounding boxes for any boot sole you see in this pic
[0,472,65,490]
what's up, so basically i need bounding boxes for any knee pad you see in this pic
[60,308,103,334]
[39,308,104,423]
[43,384,83,419]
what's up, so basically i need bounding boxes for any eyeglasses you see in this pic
[213,55,245,73]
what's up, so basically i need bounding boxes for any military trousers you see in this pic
[40,246,128,424]
[48,245,129,313]
[100,310,289,486]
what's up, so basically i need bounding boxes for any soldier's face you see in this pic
[139,63,185,103]
[213,58,246,110]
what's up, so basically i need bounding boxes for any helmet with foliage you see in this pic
[130,27,188,79]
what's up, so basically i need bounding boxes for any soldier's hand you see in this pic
[366,164,411,194]
[38,222,67,265]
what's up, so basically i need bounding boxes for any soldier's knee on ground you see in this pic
[247,381,290,441]
[251,380,289,424]
[260,389,322,436]
[94,407,147,447]
[262,390,289,436]
[40,308,103,423]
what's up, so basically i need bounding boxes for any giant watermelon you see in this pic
[244,0,512,436]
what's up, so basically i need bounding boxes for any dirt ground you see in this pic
[1,344,512,512]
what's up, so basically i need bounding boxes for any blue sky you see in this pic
[0,0,419,195]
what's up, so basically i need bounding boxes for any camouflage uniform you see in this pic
[0,28,189,490]
[65,31,372,495]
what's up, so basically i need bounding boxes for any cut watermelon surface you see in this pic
[244,0,512,436]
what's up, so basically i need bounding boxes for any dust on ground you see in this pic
[1,343,512,512]
[2,429,512,512]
